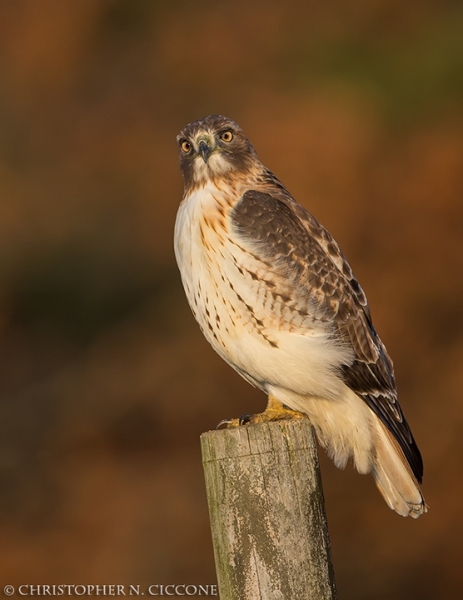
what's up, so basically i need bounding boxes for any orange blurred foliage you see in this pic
[1,1,462,597]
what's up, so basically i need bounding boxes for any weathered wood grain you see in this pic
[201,419,337,600]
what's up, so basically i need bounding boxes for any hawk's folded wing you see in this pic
[231,188,423,483]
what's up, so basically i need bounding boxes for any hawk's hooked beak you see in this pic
[198,139,212,163]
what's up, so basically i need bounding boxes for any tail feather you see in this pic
[373,420,427,518]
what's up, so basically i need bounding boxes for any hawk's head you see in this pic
[177,115,259,192]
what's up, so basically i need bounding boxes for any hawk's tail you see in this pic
[372,420,427,518]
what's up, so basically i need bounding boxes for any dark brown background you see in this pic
[1,1,462,598]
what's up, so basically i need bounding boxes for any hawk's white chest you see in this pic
[174,183,246,354]
[174,183,352,400]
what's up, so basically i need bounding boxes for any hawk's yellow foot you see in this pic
[217,395,307,429]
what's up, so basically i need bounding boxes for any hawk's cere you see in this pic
[174,114,427,518]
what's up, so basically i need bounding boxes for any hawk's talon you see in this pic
[216,418,234,429]
[216,415,253,429]
[216,417,244,429]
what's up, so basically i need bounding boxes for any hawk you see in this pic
[174,114,426,518]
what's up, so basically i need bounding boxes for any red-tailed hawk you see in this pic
[174,114,426,518]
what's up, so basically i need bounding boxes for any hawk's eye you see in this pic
[220,131,233,142]
[181,140,191,153]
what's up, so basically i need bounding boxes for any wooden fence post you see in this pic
[200,419,337,600]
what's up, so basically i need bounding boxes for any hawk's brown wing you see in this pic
[231,188,423,483]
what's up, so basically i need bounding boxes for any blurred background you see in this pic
[0,0,462,597]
